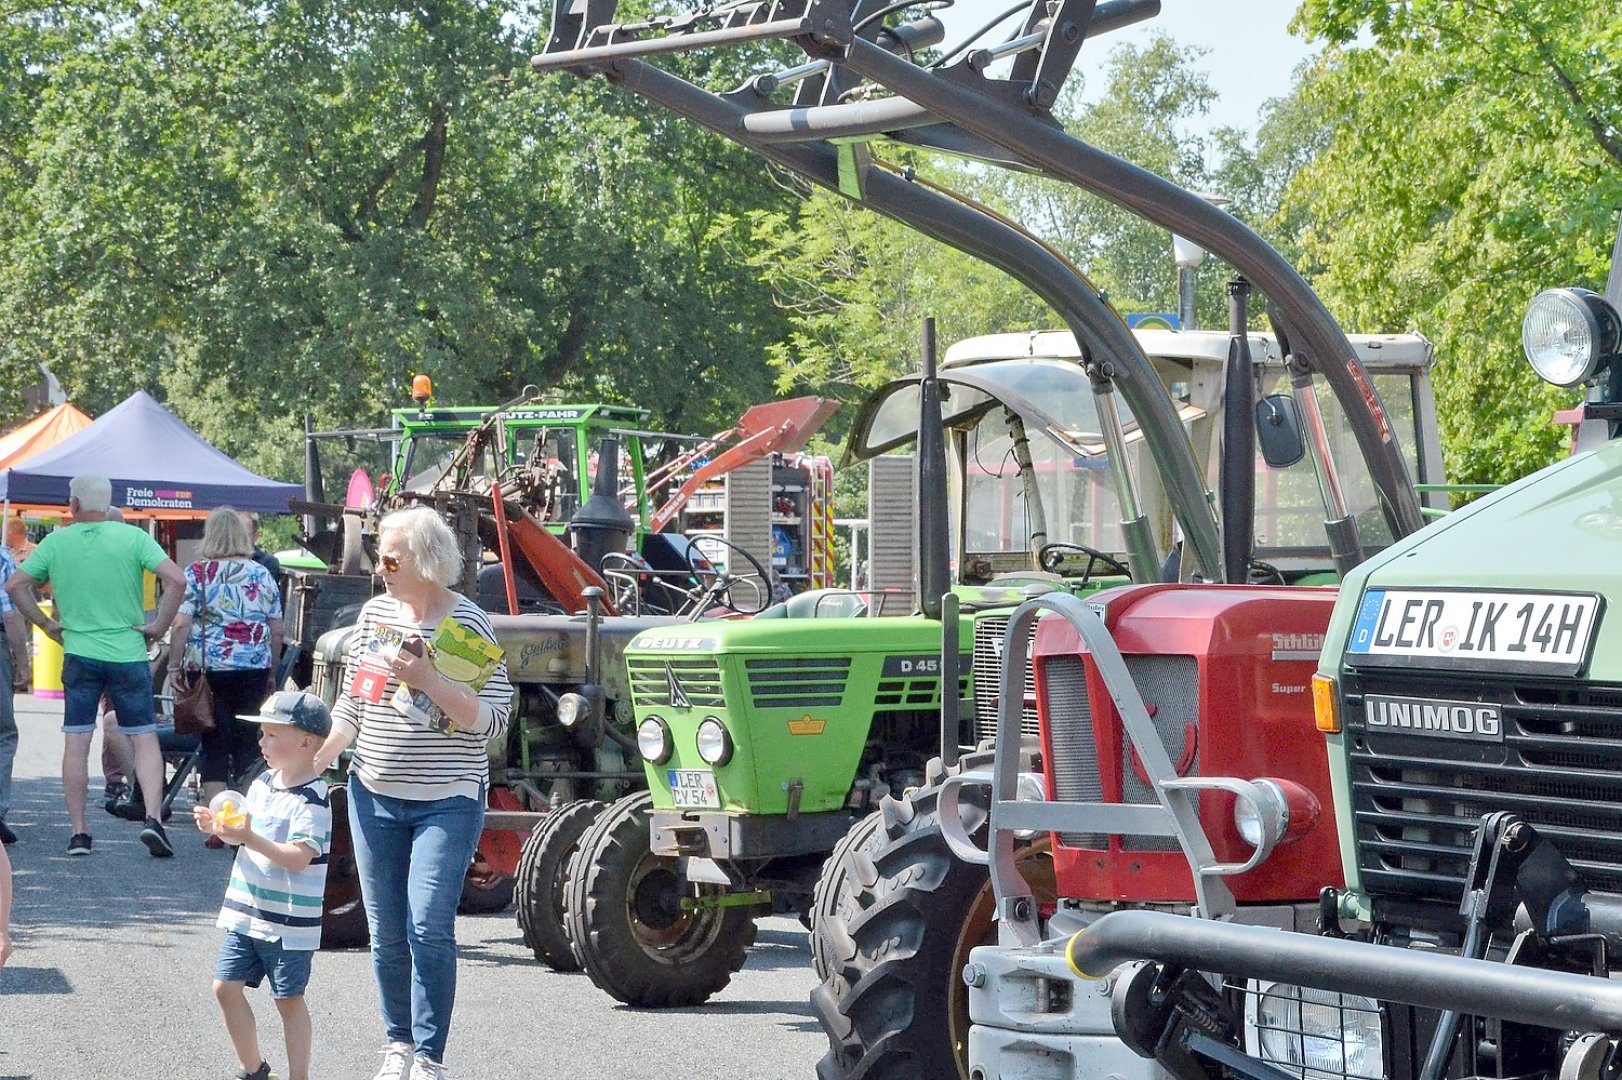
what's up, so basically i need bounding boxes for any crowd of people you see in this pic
[0,482,513,1080]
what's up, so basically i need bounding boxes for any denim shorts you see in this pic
[214,929,314,999]
[62,656,155,734]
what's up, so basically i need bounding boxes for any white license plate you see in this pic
[1348,588,1601,675]
[667,768,719,809]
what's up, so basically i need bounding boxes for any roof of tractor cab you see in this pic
[393,402,652,427]
[944,329,1436,372]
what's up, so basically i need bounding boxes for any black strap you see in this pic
[192,561,210,675]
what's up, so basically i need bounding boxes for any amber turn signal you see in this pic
[1312,674,1340,733]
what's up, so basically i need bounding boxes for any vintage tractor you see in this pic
[299,389,817,942]
[1042,223,1622,1080]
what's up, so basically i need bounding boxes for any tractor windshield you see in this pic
[960,409,1132,558]
[398,431,498,493]
[1247,369,1423,558]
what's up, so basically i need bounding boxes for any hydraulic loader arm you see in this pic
[534,0,1424,554]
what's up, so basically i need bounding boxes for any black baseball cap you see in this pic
[241,690,333,738]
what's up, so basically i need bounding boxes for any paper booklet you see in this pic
[390,616,505,736]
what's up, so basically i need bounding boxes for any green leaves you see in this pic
[0,0,793,482]
[1285,0,1621,485]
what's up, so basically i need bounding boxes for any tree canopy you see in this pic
[1284,0,1622,483]
[1,1,1616,495]
[0,0,795,482]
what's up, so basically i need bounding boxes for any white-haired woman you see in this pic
[166,505,284,845]
[314,505,511,1080]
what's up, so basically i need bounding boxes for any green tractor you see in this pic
[299,388,802,941]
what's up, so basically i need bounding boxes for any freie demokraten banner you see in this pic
[121,486,196,511]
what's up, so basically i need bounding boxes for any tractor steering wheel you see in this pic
[599,550,653,615]
[1037,542,1132,588]
[682,536,770,617]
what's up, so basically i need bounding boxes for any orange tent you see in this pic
[0,402,93,472]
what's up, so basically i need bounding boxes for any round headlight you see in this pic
[1522,287,1621,387]
[637,717,672,764]
[556,692,588,728]
[695,717,733,766]
[1256,983,1382,1076]
[1234,779,1287,849]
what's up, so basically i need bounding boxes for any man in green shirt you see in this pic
[5,475,186,857]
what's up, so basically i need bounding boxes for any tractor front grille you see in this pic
[625,656,725,709]
[1043,653,1104,848]
[1346,672,1622,902]
[972,615,1039,744]
[746,657,850,710]
[1040,652,1199,853]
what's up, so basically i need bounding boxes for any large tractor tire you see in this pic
[812,762,1054,1080]
[808,809,886,985]
[514,799,606,971]
[565,792,757,1007]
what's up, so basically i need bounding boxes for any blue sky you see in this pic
[934,0,1317,136]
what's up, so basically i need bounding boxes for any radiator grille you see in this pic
[1120,656,1199,852]
[874,677,942,709]
[1043,653,1104,848]
[1347,672,1622,901]
[625,657,725,709]
[746,657,850,710]
[972,615,1039,743]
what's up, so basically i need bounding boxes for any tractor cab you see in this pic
[850,330,1443,589]
[388,400,654,532]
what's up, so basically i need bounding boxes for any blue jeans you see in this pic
[347,778,484,1064]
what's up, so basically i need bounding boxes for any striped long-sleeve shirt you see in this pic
[329,593,514,804]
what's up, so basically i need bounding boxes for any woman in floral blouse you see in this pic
[166,507,284,845]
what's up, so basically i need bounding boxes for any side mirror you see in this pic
[1255,394,1306,469]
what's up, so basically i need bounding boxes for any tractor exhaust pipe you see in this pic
[1068,909,1622,1034]
[1220,278,1255,583]
[917,317,950,620]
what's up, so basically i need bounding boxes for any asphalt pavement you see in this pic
[0,696,825,1080]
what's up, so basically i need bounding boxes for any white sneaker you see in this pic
[408,1057,445,1080]
[372,1042,414,1080]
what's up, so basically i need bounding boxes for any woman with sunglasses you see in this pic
[314,505,512,1080]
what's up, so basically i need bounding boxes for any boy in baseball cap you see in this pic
[195,690,333,1080]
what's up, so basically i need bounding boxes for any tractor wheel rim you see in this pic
[948,842,1056,1080]
[624,850,726,959]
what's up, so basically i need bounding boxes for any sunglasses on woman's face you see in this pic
[380,554,402,573]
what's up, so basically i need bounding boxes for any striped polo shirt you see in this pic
[329,594,513,804]
[217,771,332,951]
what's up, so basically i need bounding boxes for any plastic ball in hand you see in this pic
[209,790,248,829]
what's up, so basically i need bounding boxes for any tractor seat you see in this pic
[755,588,869,620]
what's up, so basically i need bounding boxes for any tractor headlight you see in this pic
[695,717,734,766]
[1234,779,1288,849]
[556,692,588,728]
[1234,778,1321,854]
[1253,983,1383,1078]
[1522,287,1622,387]
[637,717,673,764]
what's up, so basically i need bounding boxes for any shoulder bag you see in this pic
[172,563,216,736]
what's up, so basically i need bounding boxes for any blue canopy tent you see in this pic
[0,390,299,518]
